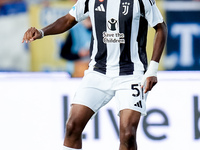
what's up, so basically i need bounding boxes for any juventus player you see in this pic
[22,0,167,149]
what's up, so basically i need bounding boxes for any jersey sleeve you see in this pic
[144,0,163,27]
[69,0,89,22]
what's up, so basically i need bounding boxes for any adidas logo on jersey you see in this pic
[95,4,105,12]
[134,100,142,108]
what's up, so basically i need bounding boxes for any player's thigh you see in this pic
[66,104,94,130]
[119,109,141,142]
[119,109,141,130]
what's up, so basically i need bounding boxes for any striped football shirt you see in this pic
[69,0,163,76]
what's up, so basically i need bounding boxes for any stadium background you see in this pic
[0,0,200,150]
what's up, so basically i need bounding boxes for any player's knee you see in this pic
[124,129,136,141]
[120,126,137,145]
[66,121,74,135]
[65,119,82,137]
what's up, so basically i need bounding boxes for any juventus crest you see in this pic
[122,2,130,15]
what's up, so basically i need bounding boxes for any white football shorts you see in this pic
[72,70,148,116]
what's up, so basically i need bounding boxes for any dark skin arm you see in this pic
[22,13,77,43]
[143,21,168,93]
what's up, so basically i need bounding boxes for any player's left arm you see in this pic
[152,22,168,62]
[142,21,168,93]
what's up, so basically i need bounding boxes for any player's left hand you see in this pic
[141,61,159,93]
[141,76,157,93]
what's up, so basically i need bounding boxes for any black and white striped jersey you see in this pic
[69,0,163,76]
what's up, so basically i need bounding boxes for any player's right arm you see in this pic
[22,13,77,43]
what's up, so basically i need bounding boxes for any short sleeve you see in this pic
[69,0,89,22]
[144,0,163,27]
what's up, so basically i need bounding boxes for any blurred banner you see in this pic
[29,1,74,72]
[1,1,200,72]
[0,2,30,71]
[0,72,199,150]
[163,1,200,70]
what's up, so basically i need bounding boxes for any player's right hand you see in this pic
[22,27,42,43]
